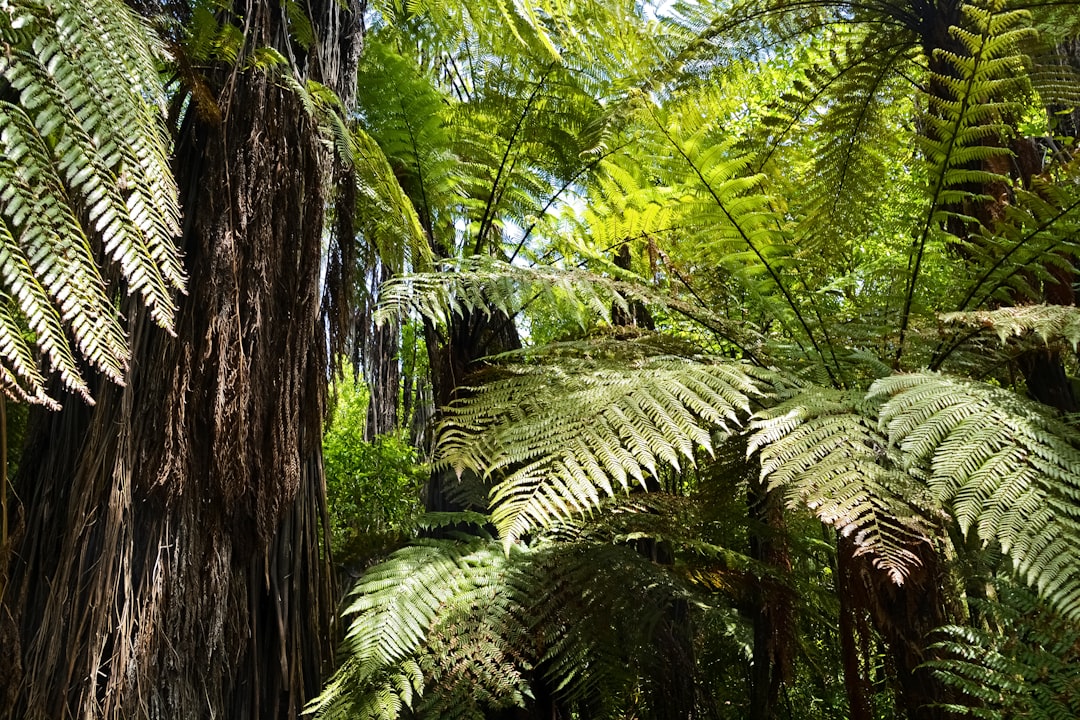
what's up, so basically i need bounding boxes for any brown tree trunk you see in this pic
[0,0,362,715]
[746,479,793,720]
[843,537,961,720]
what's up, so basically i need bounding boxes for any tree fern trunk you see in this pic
[746,478,793,720]
[844,537,960,720]
[0,0,361,713]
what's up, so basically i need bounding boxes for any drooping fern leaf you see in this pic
[310,518,705,719]
[376,257,765,358]
[749,386,937,583]
[437,353,768,546]
[941,303,1080,350]
[0,0,183,406]
[873,372,1080,617]
[925,585,1080,718]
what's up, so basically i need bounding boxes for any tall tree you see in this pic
[0,0,362,715]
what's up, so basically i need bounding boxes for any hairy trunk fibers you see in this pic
[0,70,338,720]
[842,537,960,720]
[835,535,873,720]
[746,479,793,720]
[362,260,401,440]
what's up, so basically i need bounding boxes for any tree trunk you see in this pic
[746,479,793,720]
[843,537,960,720]
[0,0,362,714]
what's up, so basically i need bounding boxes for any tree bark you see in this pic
[0,0,362,715]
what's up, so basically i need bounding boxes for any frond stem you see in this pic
[645,104,838,385]
[474,63,557,256]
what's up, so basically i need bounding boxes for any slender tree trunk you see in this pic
[746,479,793,720]
[0,0,362,715]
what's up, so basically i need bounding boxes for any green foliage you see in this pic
[750,386,936,583]
[927,585,1080,718]
[874,372,1080,617]
[0,0,185,407]
[310,503,758,719]
[323,0,1080,715]
[323,374,427,566]
[438,350,768,546]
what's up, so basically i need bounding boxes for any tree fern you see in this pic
[0,0,183,406]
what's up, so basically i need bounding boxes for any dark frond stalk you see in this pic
[647,106,839,384]
[473,63,557,256]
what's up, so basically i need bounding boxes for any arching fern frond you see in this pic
[308,536,527,720]
[375,257,765,356]
[941,304,1080,349]
[749,386,936,583]
[873,372,1080,617]
[311,523,704,719]
[0,0,183,406]
[897,0,1035,363]
[925,586,1080,718]
[437,354,768,545]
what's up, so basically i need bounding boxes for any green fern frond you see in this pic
[941,304,1080,349]
[926,586,1080,718]
[312,521,708,719]
[0,0,183,405]
[873,372,1080,616]
[436,354,767,545]
[376,257,764,354]
[750,386,935,583]
[899,0,1035,361]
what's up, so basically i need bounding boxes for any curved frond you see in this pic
[437,354,767,545]
[941,304,1080,349]
[926,586,1080,718]
[873,372,1080,617]
[750,386,935,583]
[0,0,184,405]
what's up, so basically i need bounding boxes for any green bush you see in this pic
[323,373,427,568]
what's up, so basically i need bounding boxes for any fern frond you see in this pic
[926,586,1080,718]
[941,304,1080,349]
[750,386,935,583]
[376,257,765,355]
[437,354,767,545]
[898,0,1035,362]
[873,372,1080,616]
[0,0,183,405]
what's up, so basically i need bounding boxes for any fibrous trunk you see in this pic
[0,0,361,714]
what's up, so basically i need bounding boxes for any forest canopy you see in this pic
[2,0,1080,717]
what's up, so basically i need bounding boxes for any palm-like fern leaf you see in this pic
[311,518,704,719]
[898,1,1034,359]
[437,354,767,545]
[873,372,1080,617]
[376,256,765,354]
[941,304,1080,349]
[749,386,936,583]
[0,0,183,405]
[926,586,1080,718]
